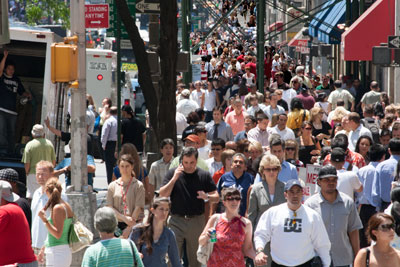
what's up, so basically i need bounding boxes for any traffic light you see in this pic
[51,42,78,83]
[0,1,10,45]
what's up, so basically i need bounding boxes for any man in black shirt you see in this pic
[0,50,31,154]
[160,147,219,267]
[121,105,146,153]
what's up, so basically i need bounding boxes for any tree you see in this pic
[115,0,178,150]
[26,0,70,28]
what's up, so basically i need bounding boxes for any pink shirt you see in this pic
[225,111,248,135]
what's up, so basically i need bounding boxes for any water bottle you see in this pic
[210,230,217,243]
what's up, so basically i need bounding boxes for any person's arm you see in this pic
[159,166,183,197]
[87,164,96,174]
[168,230,184,267]
[353,248,367,267]
[253,211,271,266]
[310,213,332,267]
[101,121,110,149]
[215,91,221,108]
[351,101,355,112]
[242,218,256,259]
[327,103,332,113]
[0,50,8,77]
[38,204,66,239]
[349,229,360,257]
[198,214,218,246]
[200,92,205,109]
[245,185,253,217]
[44,117,62,137]
[24,163,30,175]
[142,132,146,149]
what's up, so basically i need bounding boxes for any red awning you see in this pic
[268,21,284,32]
[288,29,309,47]
[342,0,395,61]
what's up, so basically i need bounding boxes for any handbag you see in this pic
[68,216,94,253]
[129,240,138,267]
[196,214,220,265]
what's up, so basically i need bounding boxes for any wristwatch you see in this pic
[256,248,264,255]
[204,193,209,202]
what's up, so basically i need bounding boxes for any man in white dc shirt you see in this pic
[31,161,68,265]
[269,113,295,141]
[254,179,331,267]
[347,112,372,151]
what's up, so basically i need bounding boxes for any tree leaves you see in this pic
[26,0,70,28]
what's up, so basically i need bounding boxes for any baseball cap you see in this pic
[31,124,44,137]
[181,89,190,97]
[284,179,303,191]
[184,134,200,144]
[318,165,338,179]
[0,168,19,183]
[330,147,346,162]
[0,180,20,203]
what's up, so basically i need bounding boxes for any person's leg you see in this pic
[6,113,17,154]
[0,111,8,153]
[104,141,116,184]
[185,215,205,267]
[168,215,187,260]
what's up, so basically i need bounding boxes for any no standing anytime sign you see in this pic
[85,4,110,29]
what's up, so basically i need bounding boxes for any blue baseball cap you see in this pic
[284,179,303,191]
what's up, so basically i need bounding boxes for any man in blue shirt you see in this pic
[217,153,254,216]
[254,136,298,184]
[372,138,400,211]
[357,144,386,248]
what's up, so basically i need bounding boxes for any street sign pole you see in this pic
[257,0,265,93]
[116,6,122,154]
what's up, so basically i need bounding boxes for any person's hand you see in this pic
[37,249,45,264]
[3,50,8,57]
[254,252,268,266]
[311,156,319,164]
[121,226,132,239]
[139,253,144,259]
[197,190,208,201]
[38,209,47,222]
[310,149,320,155]
[173,164,184,180]
[44,117,50,128]
[316,133,324,141]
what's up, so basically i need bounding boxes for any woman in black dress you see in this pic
[296,121,321,165]
[310,107,332,147]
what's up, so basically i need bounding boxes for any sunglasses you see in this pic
[292,81,298,84]
[264,167,279,172]
[304,127,312,130]
[285,147,295,151]
[211,148,222,151]
[378,223,395,232]
[225,197,242,201]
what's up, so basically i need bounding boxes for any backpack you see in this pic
[362,118,380,143]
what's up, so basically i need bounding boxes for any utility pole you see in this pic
[70,0,87,191]
[257,0,265,93]
[181,0,191,87]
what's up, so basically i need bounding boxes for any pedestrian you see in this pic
[357,144,386,248]
[107,154,145,239]
[327,80,355,112]
[217,153,254,216]
[0,168,31,229]
[225,98,248,136]
[204,81,220,123]
[82,206,143,267]
[305,165,363,267]
[101,106,118,184]
[347,112,373,152]
[355,135,373,165]
[297,121,321,165]
[121,104,147,153]
[354,213,400,267]
[286,97,310,137]
[22,124,56,199]
[247,113,270,148]
[177,89,199,117]
[212,148,236,184]
[159,147,219,267]
[205,107,234,142]
[31,161,68,266]
[130,197,182,267]
[37,178,73,267]
[206,138,225,177]
[0,180,38,267]
[0,50,32,155]
[268,113,296,141]
[254,179,331,267]
[148,138,175,194]
[234,115,257,142]
[284,139,304,169]
[199,188,256,266]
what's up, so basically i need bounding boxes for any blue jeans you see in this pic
[0,110,17,154]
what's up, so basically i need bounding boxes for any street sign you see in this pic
[85,4,109,28]
[135,0,160,14]
[106,0,136,39]
[389,36,400,49]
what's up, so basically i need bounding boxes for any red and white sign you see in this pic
[85,4,109,29]
[299,164,321,200]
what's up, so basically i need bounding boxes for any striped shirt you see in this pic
[82,238,143,267]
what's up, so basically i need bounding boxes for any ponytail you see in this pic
[43,177,63,211]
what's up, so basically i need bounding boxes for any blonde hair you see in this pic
[259,154,281,179]
[43,177,62,211]
[270,113,280,127]
[310,107,323,122]
[331,107,349,123]
[249,141,263,154]
[36,160,54,173]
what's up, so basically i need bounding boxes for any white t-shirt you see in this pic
[198,141,211,161]
[282,89,297,111]
[204,90,217,111]
[272,60,280,72]
[337,169,362,199]
[269,125,296,141]
[242,73,255,87]
[190,89,205,107]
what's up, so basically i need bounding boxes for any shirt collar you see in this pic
[369,161,380,168]
[318,191,343,204]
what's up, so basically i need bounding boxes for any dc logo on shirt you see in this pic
[283,218,302,233]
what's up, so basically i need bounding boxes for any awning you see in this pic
[288,29,309,47]
[317,1,345,44]
[309,0,345,44]
[268,21,283,32]
[342,0,395,61]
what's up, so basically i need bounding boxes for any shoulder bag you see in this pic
[196,214,220,265]
[129,240,138,267]
[68,215,94,253]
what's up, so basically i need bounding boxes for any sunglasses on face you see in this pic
[285,147,295,151]
[264,167,279,172]
[225,196,242,201]
[378,223,396,232]
[211,148,222,151]
[304,127,312,130]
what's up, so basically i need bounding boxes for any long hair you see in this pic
[119,143,140,178]
[138,197,171,255]
[43,177,63,211]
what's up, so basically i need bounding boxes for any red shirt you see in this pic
[0,203,36,265]
[213,166,225,184]
[246,62,257,77]
[323,149,366,170]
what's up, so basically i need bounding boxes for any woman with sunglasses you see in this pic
[354,213,400,267]
[199,188,256,266]
[248,154,286,266]
[284,139,304,169]
[296,121,321,165]
[310,107,332,147]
